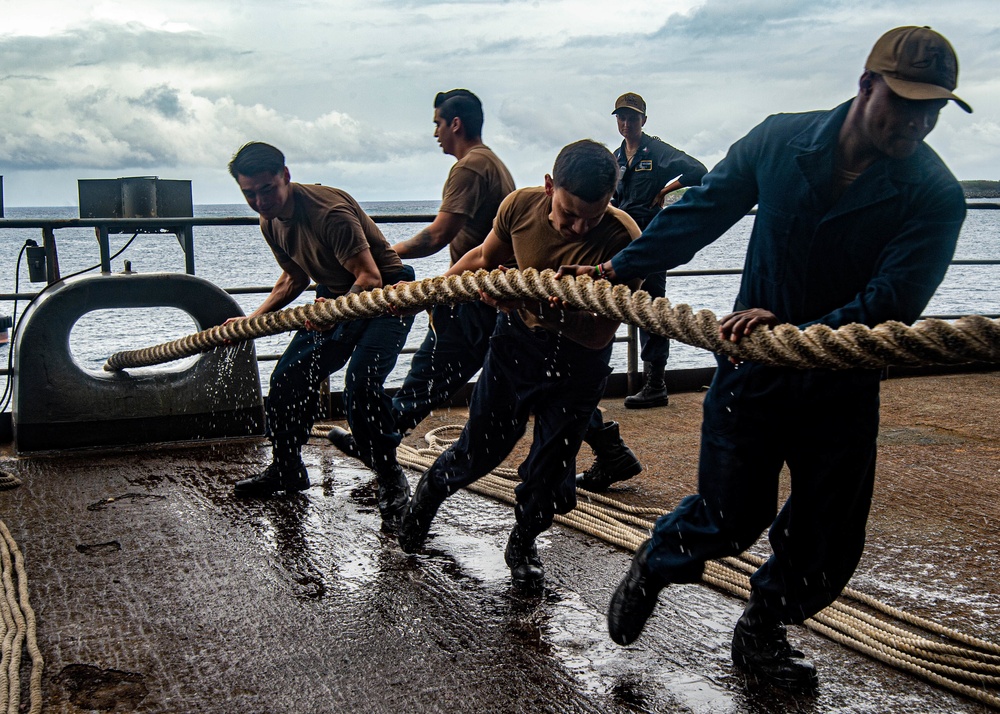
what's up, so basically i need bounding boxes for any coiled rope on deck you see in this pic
[312,422,1000,709]
[0,519,43,714]
[105,269,1000,372]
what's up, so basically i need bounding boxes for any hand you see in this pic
[221,315,247,345]
[305,296,329,331]
[555,264,597,279]
[480,290,528,314]
[718,308,778,364]
[719,308,778,343]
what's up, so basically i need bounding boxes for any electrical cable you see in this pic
[0,232,139,413]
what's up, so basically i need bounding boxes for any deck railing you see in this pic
[2,205,999,384]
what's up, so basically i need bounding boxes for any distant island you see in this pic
[961,180,1000,198]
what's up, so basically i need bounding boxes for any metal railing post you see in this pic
[42,226,61,283]
[96,225,111,273]
[626,324,640,393]
[178,225,196,275]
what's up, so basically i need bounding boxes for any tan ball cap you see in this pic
[865,26,972,113]
[613,92,646,115]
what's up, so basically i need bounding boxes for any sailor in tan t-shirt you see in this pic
[398,140,640,590]
[328,90,644,494]
[225,142,414,531]
[384,89,516,435]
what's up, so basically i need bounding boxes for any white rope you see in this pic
[313,421,1000,708]
[106,269,1000,371]
[0,520,43,714]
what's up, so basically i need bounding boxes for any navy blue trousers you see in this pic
[637,271,670,366]
[267,270,415,474]
[421,314,612,537]
[392,301,499,434]
[645,356,881,623]
[393,301,606,436]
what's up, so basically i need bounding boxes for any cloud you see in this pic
[0,20,227,73]
[0,76,424,171]
[127,86,191,120]
[661,0,840,38]
[0,0,998,206]
[0,18,425,173]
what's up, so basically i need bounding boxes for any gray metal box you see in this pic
[78,177,193,219]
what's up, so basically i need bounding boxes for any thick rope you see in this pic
[105,269,1000,371]
[313,422,1000,708]
[0,520,43,714]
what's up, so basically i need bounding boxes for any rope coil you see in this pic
[105,269,1000,372]
[313,422,1000,709]
[0,519,43,714]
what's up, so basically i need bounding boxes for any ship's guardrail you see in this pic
[1,206,999,382]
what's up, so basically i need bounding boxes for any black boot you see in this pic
[326,426,362,460]
[504,527,544,590]
[234,462,310,498]
[576,421,642,491]
[398,471,448,553]
[731,600,818,692]
[624,361,669,409]
[376,463,411,531]
[607,539,668,645]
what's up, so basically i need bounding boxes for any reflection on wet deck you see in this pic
[0,370,997,712]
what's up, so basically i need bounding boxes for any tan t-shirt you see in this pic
[439,145,516,265]
[261,183,403,296]
[492,186,641,330]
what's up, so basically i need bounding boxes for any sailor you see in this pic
[327,89,643,492]
[609,92,707,413]
[397,140,642,590]
[560,26,970,690]
[226,141,415,530]
[330,89,514,442]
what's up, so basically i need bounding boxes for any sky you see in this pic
[1,0,998,207]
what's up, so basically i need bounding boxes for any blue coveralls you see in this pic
[613,133,707,368]
[268,266,415,476]
[610,100,966,623]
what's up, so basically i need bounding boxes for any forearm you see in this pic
[392,212,465,259]
[392,227,447,259]
[445,245,488,276]
[249,272,308,317]
[350,270,383,293]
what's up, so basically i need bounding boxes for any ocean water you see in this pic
[1,200,998,400]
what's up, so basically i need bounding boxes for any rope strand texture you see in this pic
[104,269,1000,371]
[0,520,43,714]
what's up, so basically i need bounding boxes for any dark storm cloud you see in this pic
[128,86,191,120]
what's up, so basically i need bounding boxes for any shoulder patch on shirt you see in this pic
[636,160,653,172]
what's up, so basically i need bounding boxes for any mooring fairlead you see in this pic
[12,273,264,452]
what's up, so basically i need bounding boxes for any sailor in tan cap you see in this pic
[561,25,971,693]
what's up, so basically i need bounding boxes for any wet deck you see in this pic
[1,369,998,713]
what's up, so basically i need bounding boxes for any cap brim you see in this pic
[882,75,973,113]
[612,107,644,116]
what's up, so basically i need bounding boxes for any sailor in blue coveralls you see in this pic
[610,92,707,413]
[561,26,970,691]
